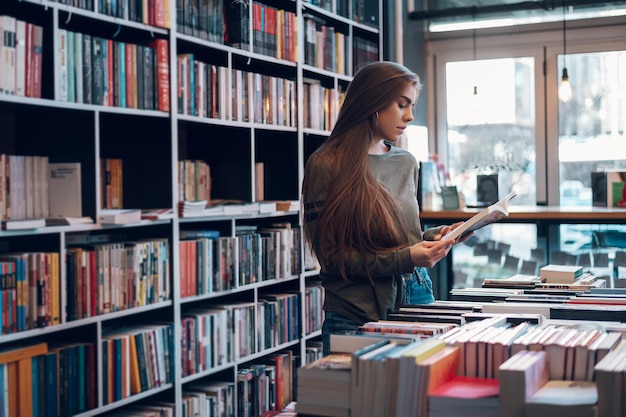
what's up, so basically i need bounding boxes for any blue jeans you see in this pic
[403,267,435,305]
[322,311,361,356]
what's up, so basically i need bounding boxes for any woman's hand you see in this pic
[433,222,474,244]
[409,239,454,268]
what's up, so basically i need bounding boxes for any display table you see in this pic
[420,206,626,300]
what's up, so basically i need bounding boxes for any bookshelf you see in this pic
[0,0,381,415]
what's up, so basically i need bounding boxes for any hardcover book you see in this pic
[48,162,82,218]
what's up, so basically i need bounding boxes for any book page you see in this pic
[441,191,516,241]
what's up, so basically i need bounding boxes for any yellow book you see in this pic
[129,333,142,394]
[17,357,33,417]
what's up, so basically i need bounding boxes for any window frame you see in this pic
[423,16,626,205]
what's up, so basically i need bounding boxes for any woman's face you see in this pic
[373,84,417,143]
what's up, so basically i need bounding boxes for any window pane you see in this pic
[557,49,626,287]
[444,57,539,288]
[558,50,626,207]
[445,57,536,206]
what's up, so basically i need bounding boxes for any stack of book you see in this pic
[499,349,599,417]
[537,264,606,291]
[177,200,207,217]
[595,339,626,417]
[99,208,141,224]
[296,353,352,417]
[539,264,584,283]
[482,274,544,290]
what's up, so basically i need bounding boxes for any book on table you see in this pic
[539,264,584,284]
[442,191,516,241]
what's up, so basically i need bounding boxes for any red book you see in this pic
[429,375,499,399]
[89,250,97,317]
[154,0,165,28]
[253,2,262,54]
[125,43,133,108]
[30,24,43,98]
[150,38,169,112]
[24,21,33,97]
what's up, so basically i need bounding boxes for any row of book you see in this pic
[304,0,379,27]
[250,2,298,62]
[178,224,300,297]
[177,0,298,62]
[0,341,95,417]
[176,57,297,126]
[304,283,325,335]
[57,29,169,111]
[0,154,59,223]
[54,0,171,28]
[65,238,171,321]
[1,155,122,226]
[303,78,345,131]
[180,295,300,377]
[178,159,211,203]
[0,16,43,98]
[0,252,61,335]
[297,308,626,417]
[353,36,380,72]
[303,14,348,75]
[95,0,171,28]
[102,323,175,403]
[0,236,178,336]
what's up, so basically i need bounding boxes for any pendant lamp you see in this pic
[558,3,572,102]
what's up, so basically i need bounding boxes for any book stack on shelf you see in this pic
[296,353,352,417]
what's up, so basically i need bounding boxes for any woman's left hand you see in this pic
[434,222,474,243]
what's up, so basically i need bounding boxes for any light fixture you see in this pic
[559,3,572,102]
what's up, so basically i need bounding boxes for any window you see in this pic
[424,16,626,288]
[445,57,536,207]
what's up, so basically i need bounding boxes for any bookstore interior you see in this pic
[0,0,625,416]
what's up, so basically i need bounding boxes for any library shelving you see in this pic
[0,0,381,416]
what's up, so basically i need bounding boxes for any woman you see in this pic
[301,61,468,355]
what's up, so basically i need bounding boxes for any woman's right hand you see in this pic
[409,239,454,268]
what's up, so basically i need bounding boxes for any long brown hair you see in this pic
[302,61,421,279]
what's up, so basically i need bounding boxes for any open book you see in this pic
[441,191,517,241]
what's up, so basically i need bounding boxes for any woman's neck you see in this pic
[369,140,389,155]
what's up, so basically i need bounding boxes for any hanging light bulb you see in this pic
[558,3,572,102]
[559,67,572,102]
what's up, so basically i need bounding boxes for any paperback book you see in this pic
[442,191,516,241]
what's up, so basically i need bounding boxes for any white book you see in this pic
[99,209,141,224]
[48,162,82,217]
[442,191,517,241]
[539,264,583,284]
[1,16,17,95]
